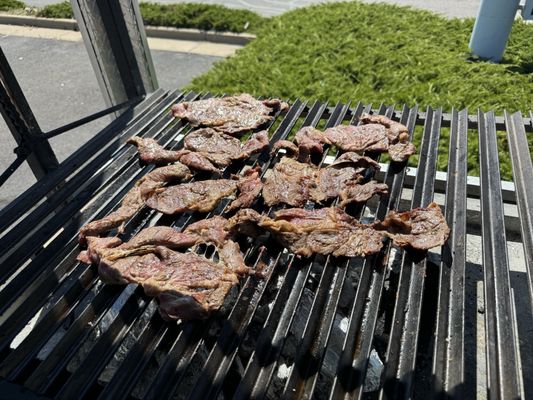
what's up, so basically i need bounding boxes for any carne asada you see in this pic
[226,167,263,213]
[146,179,239,215]
[262,155,386,207]
[230,207,384,257]
[374,202,450,250]
[274,114,415,163]
[171,94,288,135]
[78,163,192,243]
[129,129,269,173]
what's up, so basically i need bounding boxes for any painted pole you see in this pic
[469,0,521,62]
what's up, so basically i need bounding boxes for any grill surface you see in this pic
[0,90,532,399]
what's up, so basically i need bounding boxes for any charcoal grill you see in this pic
[1,88,532,400]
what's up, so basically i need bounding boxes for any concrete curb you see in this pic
[0,13,255,45]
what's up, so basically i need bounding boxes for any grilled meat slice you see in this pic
[78,163,192,243]
[375,202,450,250]
[146,179,239,215]
[263,156,385,206]
[271,140,299,158]
[330,152,380,171]
[183,216,232,246]
[231,207,384,257]
[171,94,288,135]
[339,181,389,206]
[241,130,270,155]
[310,166,363,203]
[294,127,330,162]
[97,245,240,320]
[227,167,263,213]
[129,129,269,172]
[388,141,417,162]
[324,124,389,153]
[262,157,316,207]
[184,129,268,167]
[127,136,184,165]
[360,113,409,143]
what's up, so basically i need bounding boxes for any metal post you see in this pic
[71,0,158,109]
[469,0,521,62]
[0,48,59,180]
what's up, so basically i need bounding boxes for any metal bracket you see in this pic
[0,47,59,180]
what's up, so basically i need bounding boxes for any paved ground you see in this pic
[25,0,481,18]
[0,32,222,208]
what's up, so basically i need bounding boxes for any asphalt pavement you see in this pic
[25,0,481,18]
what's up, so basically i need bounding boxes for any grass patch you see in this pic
[188,1,533,179]
[32,1,264,33]
[0,0,25,11]
[36,1,71,18]
[139,2,264,33]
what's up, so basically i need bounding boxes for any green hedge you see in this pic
[139,2,264,33]
[36,1,72,18]
[0,0,25,11]
[33,1,264,33]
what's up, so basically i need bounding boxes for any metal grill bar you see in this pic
[329,103,419,400]
[380,106,442,399]
[432,108,468,396]
[478,110,522,398]
[505,111,533,312]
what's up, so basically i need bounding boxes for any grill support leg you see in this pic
[0,48,59,181]
[71,0,158,111]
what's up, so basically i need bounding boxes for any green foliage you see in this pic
[188,1,533,180]
[0,0,25,11]
[138,2,264,33]
[36,1,72,18]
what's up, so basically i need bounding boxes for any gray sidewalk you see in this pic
[25,0,481,18]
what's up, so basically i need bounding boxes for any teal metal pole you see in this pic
[469,0,520,62]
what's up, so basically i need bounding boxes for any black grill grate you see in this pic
[0,91,532,399]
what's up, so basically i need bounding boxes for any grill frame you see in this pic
[0,91,531,400]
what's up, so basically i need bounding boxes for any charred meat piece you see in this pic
[127,136,183,165]
[231,207,384,258]
[129,129,269,172]
[263,156,385,206]
[184,128,269,168]
[310,165,363,203]
[98,245,242,320]
[388,141,417,162]
[339,181,389,206]
[183,216,232,246]
[294,127,330,162]
[271,140,299,158]
[360,113,409,143]
[330,152,380,171]
[171,94,288,135]
[375,202,450,250]
[78,163,192,243]
[324,124,389,153]
[176,150,220,174]
[262,157,316,207]
[146,179,239,215]
[227,167,263,213]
